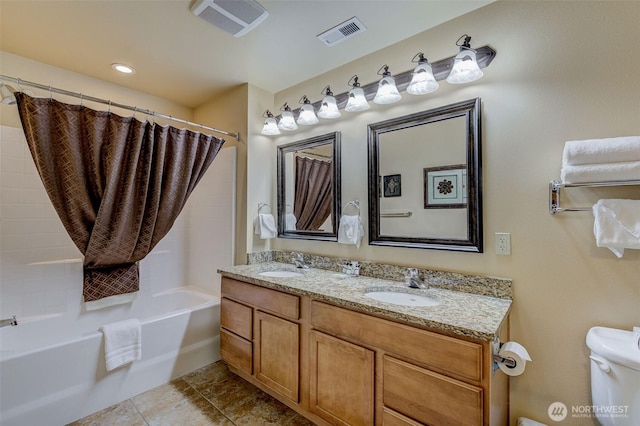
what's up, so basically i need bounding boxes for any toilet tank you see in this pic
[586,326,640,426]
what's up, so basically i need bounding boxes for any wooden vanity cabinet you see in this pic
[220,277,301,403]
[220,277,508,426]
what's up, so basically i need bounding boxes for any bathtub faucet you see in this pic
[0,315,18,328]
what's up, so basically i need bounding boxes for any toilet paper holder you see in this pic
[492,338,517,369]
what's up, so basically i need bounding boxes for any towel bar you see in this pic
[380,211,413,218]
[549,179,640,214]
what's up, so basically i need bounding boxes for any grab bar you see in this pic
[381,211,412,218]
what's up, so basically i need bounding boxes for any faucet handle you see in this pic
[407,267,418,277]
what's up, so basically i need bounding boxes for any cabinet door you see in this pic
[309,330,375,426]
[254,311,299,402]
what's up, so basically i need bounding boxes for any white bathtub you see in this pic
[0,286,221,426]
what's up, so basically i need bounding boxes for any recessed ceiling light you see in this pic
[111,63,135,74]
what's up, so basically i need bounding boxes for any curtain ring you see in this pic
[48,85,53,101]
[79,93,84,108]
[16,78,23,93]
[133,106,137,119]
[108,100,112,114]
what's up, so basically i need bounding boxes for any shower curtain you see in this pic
[16,93,225,309]
[294,155,332,231]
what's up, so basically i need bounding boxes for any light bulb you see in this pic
[407,62,439,95]
[373,75,401,104]
[446,49,483,84]
[261,116,280,135]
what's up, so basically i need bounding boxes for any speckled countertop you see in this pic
[218,261,511,341]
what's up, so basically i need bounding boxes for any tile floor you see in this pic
[68,361,316,426]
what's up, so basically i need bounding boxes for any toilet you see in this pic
[586,326,640,426]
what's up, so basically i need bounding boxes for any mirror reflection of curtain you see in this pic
[294,156,332,230]
[16,93,225,307]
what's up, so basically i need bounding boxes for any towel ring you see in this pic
[258,202,271,213]
[343,200,360,215]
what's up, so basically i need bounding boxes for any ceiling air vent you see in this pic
[317,17,367,47]
[191,0,269,37]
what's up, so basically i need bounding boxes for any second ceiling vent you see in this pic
[317,16,367,47]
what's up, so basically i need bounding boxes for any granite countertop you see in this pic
[218,261,511,341]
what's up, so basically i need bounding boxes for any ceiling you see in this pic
[0,0,493,108]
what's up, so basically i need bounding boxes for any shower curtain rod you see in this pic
[0,75,240,141]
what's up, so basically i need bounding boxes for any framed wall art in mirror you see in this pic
[367,98,482,252]
[277,131,341,241]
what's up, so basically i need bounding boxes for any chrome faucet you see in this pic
[405,268,427,289]
[291,252,309,269]
[0,315,18,328]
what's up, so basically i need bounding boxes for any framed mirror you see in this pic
[277,131,341,241]
[367,98,482,252]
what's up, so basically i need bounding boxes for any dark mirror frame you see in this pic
[367,98,482,252]
[277,131,341,241]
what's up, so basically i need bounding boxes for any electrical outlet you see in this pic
[495,233,511,255]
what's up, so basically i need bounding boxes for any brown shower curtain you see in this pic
[16,93,225,306]
[294,155,332,231]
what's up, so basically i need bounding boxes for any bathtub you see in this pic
[0,286,221,426]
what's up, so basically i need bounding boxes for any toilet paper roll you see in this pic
[498,341,531,376]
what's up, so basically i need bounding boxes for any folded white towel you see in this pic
[100,318,141,372]
[593,199,640,258]
[285,213,297,231]
[563,136,640,166]
[254,213,277,239]
[560,161,640,184]
[338,215,364,248]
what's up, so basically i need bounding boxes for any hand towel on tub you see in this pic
[560,161,640,183]
[592,199,640,258]
[337,214,364,248]
[100,318,142,371]
[562,136,640,166]
[253,213,277,239]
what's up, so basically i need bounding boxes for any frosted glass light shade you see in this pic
[317,94,341,119]
[261,117,280,135]
[373,76,401,104]
[407,62,439,95]
[345,87,370,112]
[278,110,298,131]
[296,103,319,125]
[446,49,483,84]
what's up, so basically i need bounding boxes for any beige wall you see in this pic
[260,2,640,424]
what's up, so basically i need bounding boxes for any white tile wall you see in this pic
[0,126,235,319]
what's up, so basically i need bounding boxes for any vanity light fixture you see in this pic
[406,53,439,95]
[344,75,370,112]
[446,34,484,84]
[373,65,401,104]
[317,85,341,119]
[111,63,136,74]
[277,102,298,131]
[296,95,319,125]
[260,110,280,135]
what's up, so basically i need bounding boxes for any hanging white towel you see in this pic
[285,213,297,230]
[100,318,142,372]
[560,161,640,184]
[592,199,640,258]
[562,136,640,166]
[254,213,277,239]
[338,214,364,248]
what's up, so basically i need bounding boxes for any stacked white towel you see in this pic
[254,213,277,239]
[100,318,142,372]
[337,215,364,248]
[285,213,297,231]
[561,136,640,183]
[592,199,640,258]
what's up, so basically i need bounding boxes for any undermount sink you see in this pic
[258,270,304,278]
[364,290,440,307]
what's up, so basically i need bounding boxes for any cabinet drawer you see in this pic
[220,328,252,375]
[222,277,299,320]
[383,356,483,426]
[221,297,252,340]
[311,301,482,382]
[382,408,423,426]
